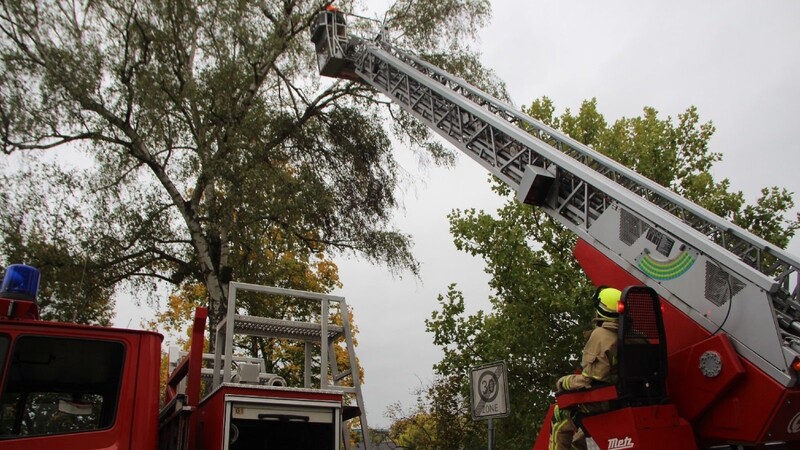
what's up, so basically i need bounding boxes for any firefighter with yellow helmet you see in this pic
[549,287,622,450]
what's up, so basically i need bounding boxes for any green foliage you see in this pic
[426,203,594,448]
[386,376,484,450]
[0,0,497,328]
[737,187,800,250]
[0,161,117,325]
[385,0,491,51]
[388,408,437,449]
[414,97,799,449]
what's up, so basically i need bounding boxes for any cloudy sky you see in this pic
[331,0,800,429]
[113,0,800,431]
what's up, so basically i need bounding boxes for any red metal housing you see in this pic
[0,313,163,450]
[574,239,800,447]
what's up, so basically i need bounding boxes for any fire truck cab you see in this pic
[0,264,162,450]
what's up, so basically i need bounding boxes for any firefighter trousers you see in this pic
[549,406,587,450]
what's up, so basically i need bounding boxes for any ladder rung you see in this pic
[333,369,352,382]
[231,315,344,341]
[329,386,356,394]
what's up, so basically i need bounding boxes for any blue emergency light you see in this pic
[1,264,40,302]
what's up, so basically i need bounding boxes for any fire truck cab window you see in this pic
[0,336,125,438]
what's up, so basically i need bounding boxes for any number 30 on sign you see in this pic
[470,361,510,420]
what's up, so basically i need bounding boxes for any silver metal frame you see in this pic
[213,282,371,449]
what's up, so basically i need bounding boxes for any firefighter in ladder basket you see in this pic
[549,287,621,450]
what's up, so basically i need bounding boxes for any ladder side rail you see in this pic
[321,297,329,390]
[228,281,347,303]
[384,44,800,290]
[339,297,371,450]
[222,281,239,384]
[213,324,224,389]
[397,46,766,246]
[352,43,532,186]
[305,341,313,388]
[354,43,778,294]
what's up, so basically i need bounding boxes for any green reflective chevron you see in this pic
[638,251,696,281]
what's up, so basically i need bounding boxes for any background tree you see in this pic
[0,0,500,333]
[0,162,117,324]
[418,98,799,449]
[385,391,440,450]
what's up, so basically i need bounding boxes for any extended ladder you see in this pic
[311,12,800,387]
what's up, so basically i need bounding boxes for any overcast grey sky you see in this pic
[113,0,800,430]
[331,0,800,429]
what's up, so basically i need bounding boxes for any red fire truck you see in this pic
[0,265,370,450]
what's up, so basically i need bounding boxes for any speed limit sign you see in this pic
[470,361,509,420]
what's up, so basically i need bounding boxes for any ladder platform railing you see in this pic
[211,282,372,449]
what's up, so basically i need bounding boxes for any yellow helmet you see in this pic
[594,287,622,320]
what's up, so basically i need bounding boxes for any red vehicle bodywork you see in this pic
[555,239,800,448]
[0,312,163,450]
[0,298,348,450]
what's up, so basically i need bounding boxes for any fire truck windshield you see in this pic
[0,336,125,438]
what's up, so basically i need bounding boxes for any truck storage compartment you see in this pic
[227,398,340,450]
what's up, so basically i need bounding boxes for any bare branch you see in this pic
[0,128,126,154]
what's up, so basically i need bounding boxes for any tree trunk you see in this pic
[203,270,227,352]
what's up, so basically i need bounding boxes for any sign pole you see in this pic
[488,417,495,450]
